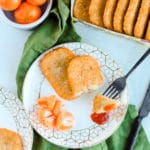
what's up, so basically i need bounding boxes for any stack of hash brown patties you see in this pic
[40,47,103,101]
[73,0,150,41]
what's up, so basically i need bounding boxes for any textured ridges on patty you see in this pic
[134,0,150,38]
[145,20,150,41]
[123,0,141,35]
[89,0,107,26]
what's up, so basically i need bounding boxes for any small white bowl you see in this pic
[0,0,52,30]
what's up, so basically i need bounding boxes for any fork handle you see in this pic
[126,116,142,150]
[125,48,150,79]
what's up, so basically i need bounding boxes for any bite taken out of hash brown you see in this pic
[67,55,103,97]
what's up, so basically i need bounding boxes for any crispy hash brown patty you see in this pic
[40,47,76,100]
[103,0,118,30]
[73,0,91,22]
[113,0,130,33]
[145,20,150,41]
[67,55,103,97]
[89,0,107,26]
[123,0,141,35]
[73,0,150,41]
[134,0,150,38]
[0,128,23,150]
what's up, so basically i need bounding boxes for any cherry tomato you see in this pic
[91,112,109,125]
[27,0,47,6]
[0,0,21,11]
[14,2,42,24]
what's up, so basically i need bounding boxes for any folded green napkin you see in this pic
[16,0,81,100]
[16,0,150,150]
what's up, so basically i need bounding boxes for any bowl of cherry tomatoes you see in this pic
[0,0,52,30]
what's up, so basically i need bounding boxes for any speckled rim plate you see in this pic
[23,42,128,149]
[0,86,33,150]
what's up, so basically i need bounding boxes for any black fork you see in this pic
[103,48,150,99]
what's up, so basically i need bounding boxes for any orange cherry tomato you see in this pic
[0,0,21,11]
[27,0,47,6]
[14,2,42,24]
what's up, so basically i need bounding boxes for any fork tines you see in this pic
[103,84,120,99]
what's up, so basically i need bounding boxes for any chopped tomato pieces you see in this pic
[37,108,56,128]
[36,95,74,131]
[42,115,56,128]
[56,111,74,132]
[37,95,57,111]
[37,97,50,108]
[53,100,62,116]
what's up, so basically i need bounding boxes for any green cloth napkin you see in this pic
[16,0,150,150]
[16,0,81,99]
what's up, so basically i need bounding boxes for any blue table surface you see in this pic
[0,20,149,141]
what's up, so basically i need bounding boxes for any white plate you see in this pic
[0,86,33,150]
[23,42,128,148]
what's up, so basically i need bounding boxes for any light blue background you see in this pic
[0,20,149,141]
